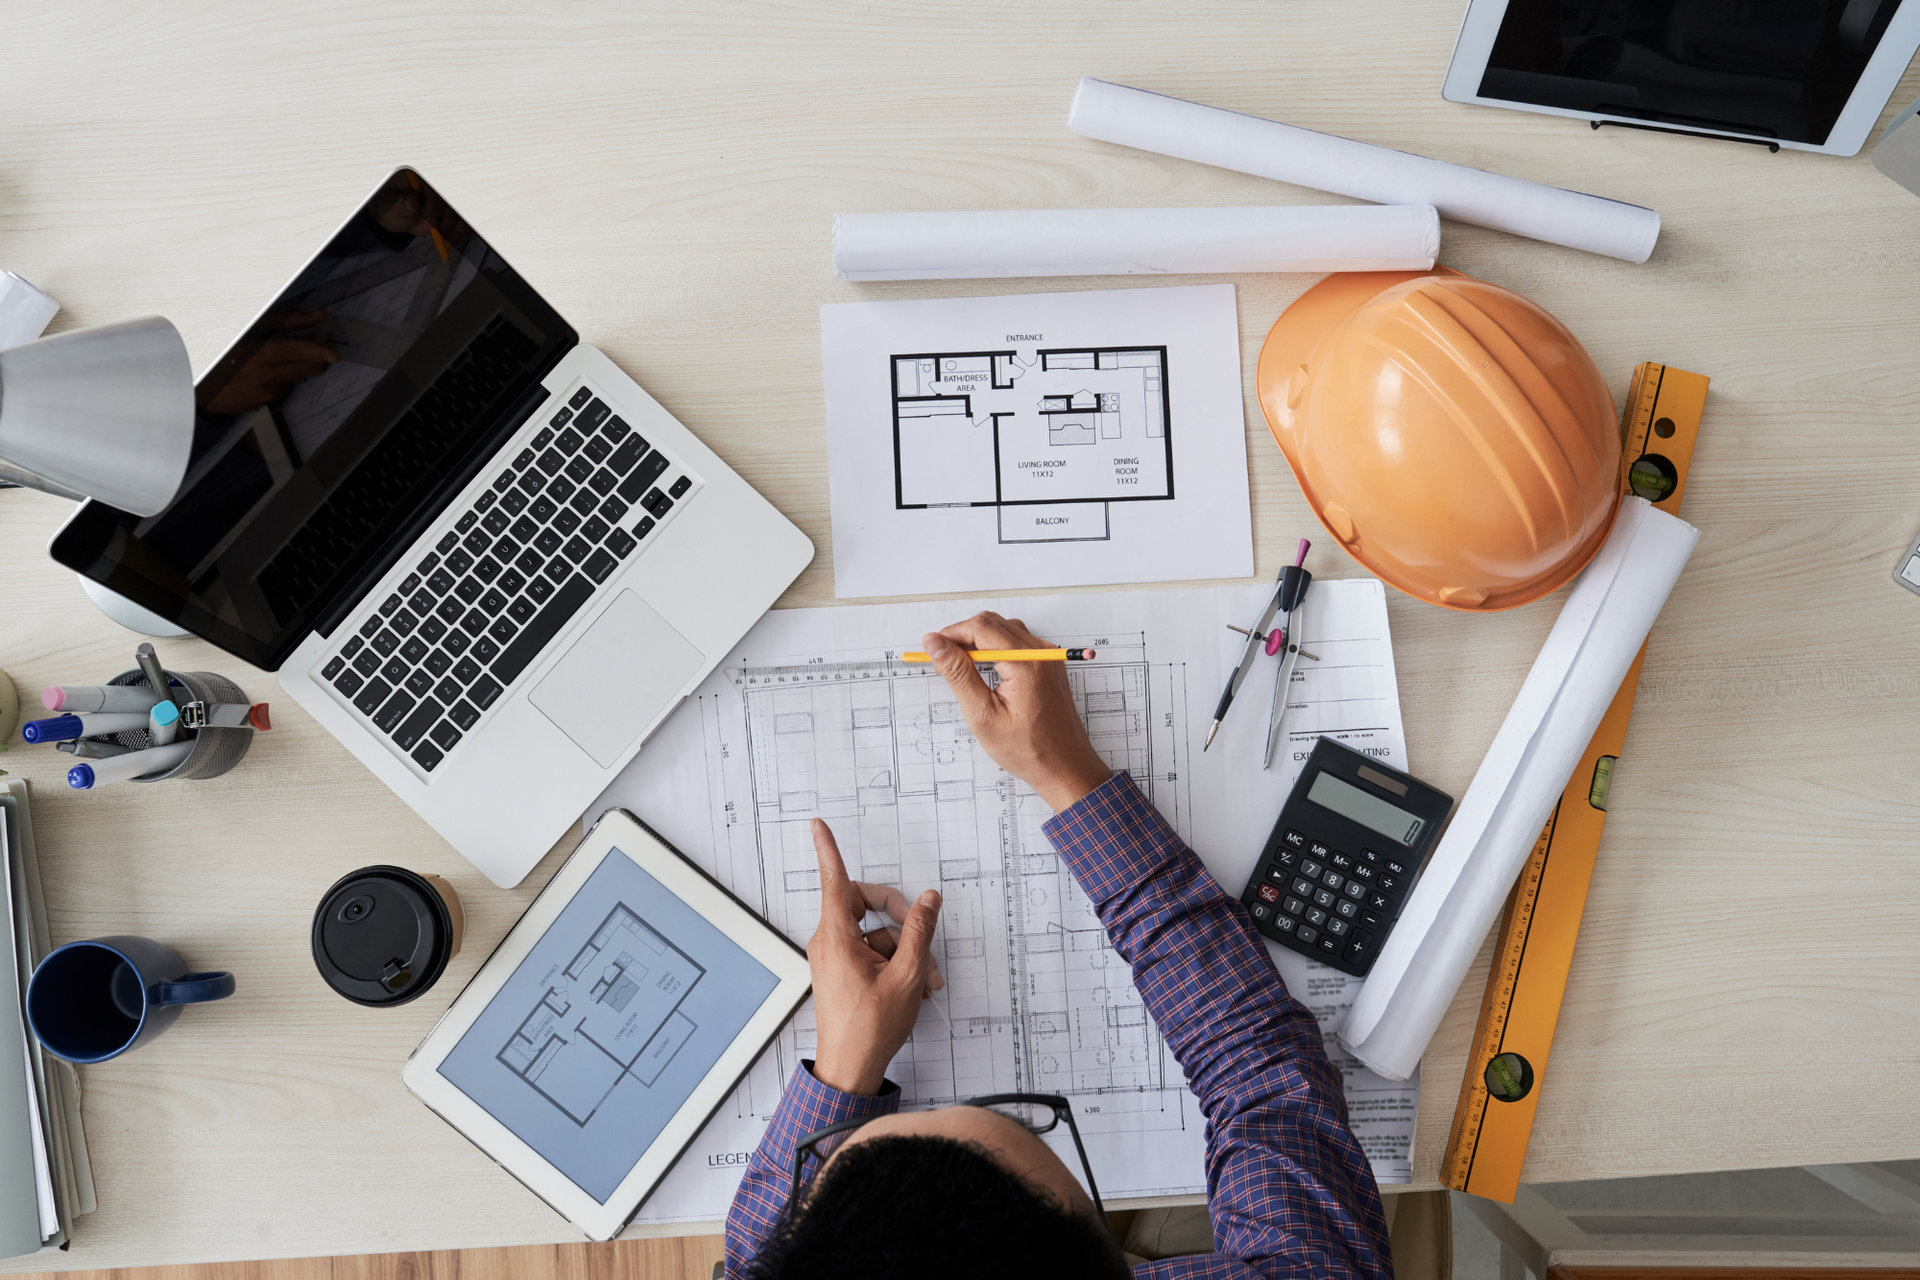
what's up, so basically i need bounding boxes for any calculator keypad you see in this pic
[1243,827,1415,976]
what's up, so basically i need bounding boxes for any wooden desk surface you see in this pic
[4,0,1919,1268]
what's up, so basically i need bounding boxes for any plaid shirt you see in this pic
[724,773,1393,1278]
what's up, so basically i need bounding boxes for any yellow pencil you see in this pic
[900,648,1095,663]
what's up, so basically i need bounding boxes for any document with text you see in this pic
[822,284,1253,598]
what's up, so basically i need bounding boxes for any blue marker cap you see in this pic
[22,715,82,745]
[151,701,180,727]
[67,763,95,790]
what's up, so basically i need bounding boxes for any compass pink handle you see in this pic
[1265,629,1285,657]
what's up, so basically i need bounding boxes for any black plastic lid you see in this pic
[311,865,453,1007]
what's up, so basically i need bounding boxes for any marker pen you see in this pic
[66,741,193,789]
[149,699,181,746]
[21,712,154,744]
[135,643,188,711]
[42,684,165,715]
[55,739,136,760]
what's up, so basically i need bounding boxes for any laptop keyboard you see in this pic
[316,383,700,775]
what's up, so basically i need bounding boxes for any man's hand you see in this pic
[923,612,1113,813]
[202,309,339,415]
[807,819,943,1096]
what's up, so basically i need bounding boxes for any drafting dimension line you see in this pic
[891,348,1172,544]
[496,905,706,1126]
[703,645,1195,1134]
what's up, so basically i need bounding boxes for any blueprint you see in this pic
[892,346,1171,545]
[823,285,1253,598]
[495,904,705,1126]
[597,578,1420,1226]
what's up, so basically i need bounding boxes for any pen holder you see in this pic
[99,668,253,782]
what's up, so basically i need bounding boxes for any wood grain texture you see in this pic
[0,1237,725,1280]
[2,0,1919,1270]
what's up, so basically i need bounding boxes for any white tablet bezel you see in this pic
[1441,0,1920,156]
[402,808,810,1241]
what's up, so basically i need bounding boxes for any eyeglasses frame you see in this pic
[786,1090,1105,1220]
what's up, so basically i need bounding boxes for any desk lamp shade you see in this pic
[0,316,193,517]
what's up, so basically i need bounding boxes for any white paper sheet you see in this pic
[823,284,1252,599]
[832,205,1440,280]
[0,273,58,352]
[1068,78,1662,264]
[1338,498,1700,1080]
[594,577,1418,1227]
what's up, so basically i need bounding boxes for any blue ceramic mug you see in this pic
[26,936,235,1064]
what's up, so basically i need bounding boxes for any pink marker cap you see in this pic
[41,688,64,711]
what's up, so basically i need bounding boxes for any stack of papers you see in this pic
[0,779,95,1258]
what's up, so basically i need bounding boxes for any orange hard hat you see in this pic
[1257,268,1621,612]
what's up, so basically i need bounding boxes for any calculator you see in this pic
[1238,737,1454,977]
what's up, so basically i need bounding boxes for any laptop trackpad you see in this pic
[529,590,704,768]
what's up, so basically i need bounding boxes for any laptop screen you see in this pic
[51,168,575,670]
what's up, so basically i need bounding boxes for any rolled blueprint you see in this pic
[1338,497,1700,1081]
[1068,78,1661,265]
[832,205,1440,280]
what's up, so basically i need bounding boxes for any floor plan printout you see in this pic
[597,578,1420,1226]
[821,284,1253,598]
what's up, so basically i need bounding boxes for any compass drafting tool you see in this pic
[1205,537,1313,752]
[1262,562,1313,770]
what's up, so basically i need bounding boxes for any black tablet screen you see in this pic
[1479,0,1903,144]
[49,168,573,669]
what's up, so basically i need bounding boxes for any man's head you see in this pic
[749,1104,1129,1279]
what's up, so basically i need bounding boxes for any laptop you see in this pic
[50,168,813,888]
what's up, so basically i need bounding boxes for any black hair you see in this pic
[748,1134,1129,1279]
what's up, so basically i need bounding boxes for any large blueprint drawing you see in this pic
[597,580,1418,1226]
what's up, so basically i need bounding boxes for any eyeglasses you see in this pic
[788,1091,1104,1218]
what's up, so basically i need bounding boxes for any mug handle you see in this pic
[152,971,236,1005]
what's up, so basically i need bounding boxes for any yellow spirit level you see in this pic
[1440,363,1708,1203]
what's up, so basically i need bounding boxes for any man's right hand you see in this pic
[922,612,1113,813]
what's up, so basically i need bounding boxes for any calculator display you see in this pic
[1307,772,1425,847]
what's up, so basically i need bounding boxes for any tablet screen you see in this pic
[1478,0,1904,145]
[438,848,780,1203]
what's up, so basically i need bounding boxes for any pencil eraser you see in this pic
[41,687,63,711]
[67,764,94,790]
[248,703,271,731]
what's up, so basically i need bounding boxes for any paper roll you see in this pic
[1068,78,1661,265]
[832,205,1440,280]
[1337,497,1700,1081]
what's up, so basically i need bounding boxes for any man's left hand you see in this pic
[806,818,943,1096]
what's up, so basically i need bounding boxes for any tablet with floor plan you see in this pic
[403,809,809,1241]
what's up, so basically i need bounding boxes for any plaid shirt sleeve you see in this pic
[1044,773,1393,1280]
[724,1061,899,1277]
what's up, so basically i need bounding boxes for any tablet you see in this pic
[1441,0,1920,155]
[403,809,810,1240]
